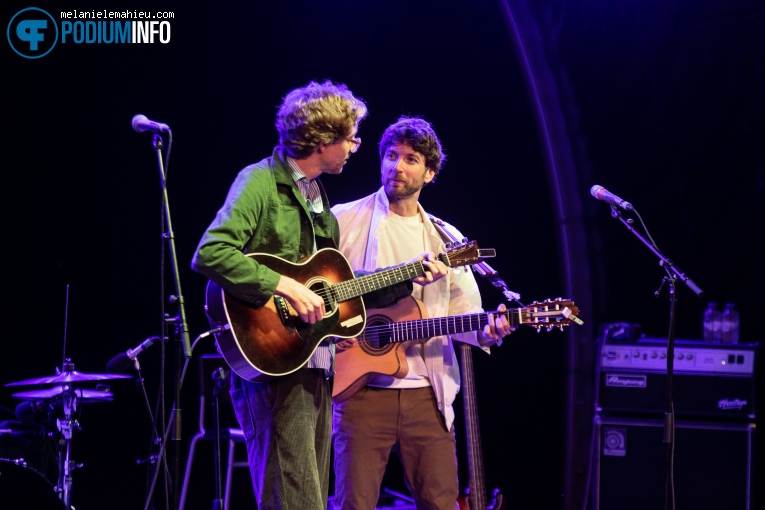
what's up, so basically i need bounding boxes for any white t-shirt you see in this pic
[368,211,432,388]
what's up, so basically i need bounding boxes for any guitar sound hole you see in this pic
[307,280,336,317]
[358,318,394,355]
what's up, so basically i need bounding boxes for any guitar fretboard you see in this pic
[332,262,427,301]
[388,310,517,343]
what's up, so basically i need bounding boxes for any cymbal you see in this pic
[12,387,114,402]
[5,370,132,387]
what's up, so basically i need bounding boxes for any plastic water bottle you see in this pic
[720,303,740,344]
[703,302,721,342]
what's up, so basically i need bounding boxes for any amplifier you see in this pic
[597,338,759,419]
[592,415,756,510]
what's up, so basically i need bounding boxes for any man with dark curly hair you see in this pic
[192,84,448,509]
[331,116,513,509]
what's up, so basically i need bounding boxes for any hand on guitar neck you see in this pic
[476,303,514,347]
[275,250,449,326]
[407,250,450,286]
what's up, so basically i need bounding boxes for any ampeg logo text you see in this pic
[7,7,173,59]
[605,373,647,388]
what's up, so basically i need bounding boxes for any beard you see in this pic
[383,175,426,201]
[386,181,421,200]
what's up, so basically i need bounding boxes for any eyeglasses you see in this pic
[346,136,361,153]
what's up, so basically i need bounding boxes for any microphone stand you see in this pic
[609,207,703,298]
[606,206,704,510]
[211,368,229,510]
[148,132,192,510]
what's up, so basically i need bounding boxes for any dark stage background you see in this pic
[3,1,764,509]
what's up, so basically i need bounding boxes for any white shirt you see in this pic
[331,187,488,430]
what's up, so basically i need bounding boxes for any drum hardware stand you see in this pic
[56,379,82,508]
[5,348,128,509]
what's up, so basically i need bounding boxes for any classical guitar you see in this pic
[333,296,580,403]
[205,241,489,382]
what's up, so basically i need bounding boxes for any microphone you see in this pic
[590,185,633,211]
[106,336,160,373]
[131,114,171,134]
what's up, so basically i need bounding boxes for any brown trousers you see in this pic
[332,386,459,510]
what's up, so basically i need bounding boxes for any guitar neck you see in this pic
[331,241,486,303]
[332,260,429,301]
[387,310,517,342]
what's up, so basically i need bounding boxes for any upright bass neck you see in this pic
[458,342,505,510]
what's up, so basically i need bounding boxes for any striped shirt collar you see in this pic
[286,156,323,215]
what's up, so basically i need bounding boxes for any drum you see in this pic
[0,458,67,510]
[0,420,59,483]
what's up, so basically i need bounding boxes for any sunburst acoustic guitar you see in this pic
[204,241,492,381]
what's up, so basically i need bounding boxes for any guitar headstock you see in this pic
[518,298,582,330]
[440,240,485,267]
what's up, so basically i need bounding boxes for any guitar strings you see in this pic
[359,313,493,343]
[355,302,576,339]
[300,261,430,303]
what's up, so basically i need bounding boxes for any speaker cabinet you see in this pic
[592,415,756,510]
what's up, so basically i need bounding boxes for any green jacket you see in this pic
[192,147,410,308]
[192,147,337,306]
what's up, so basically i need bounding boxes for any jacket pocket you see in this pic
[265,202,301,256]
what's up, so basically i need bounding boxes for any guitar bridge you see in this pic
[274,296,297,333]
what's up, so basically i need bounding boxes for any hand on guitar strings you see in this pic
[275,275,326,324]
[409,251,449,286]
[478,303,513,347]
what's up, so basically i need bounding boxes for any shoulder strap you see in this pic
[428,214,461,244]
[428,215,522,304]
